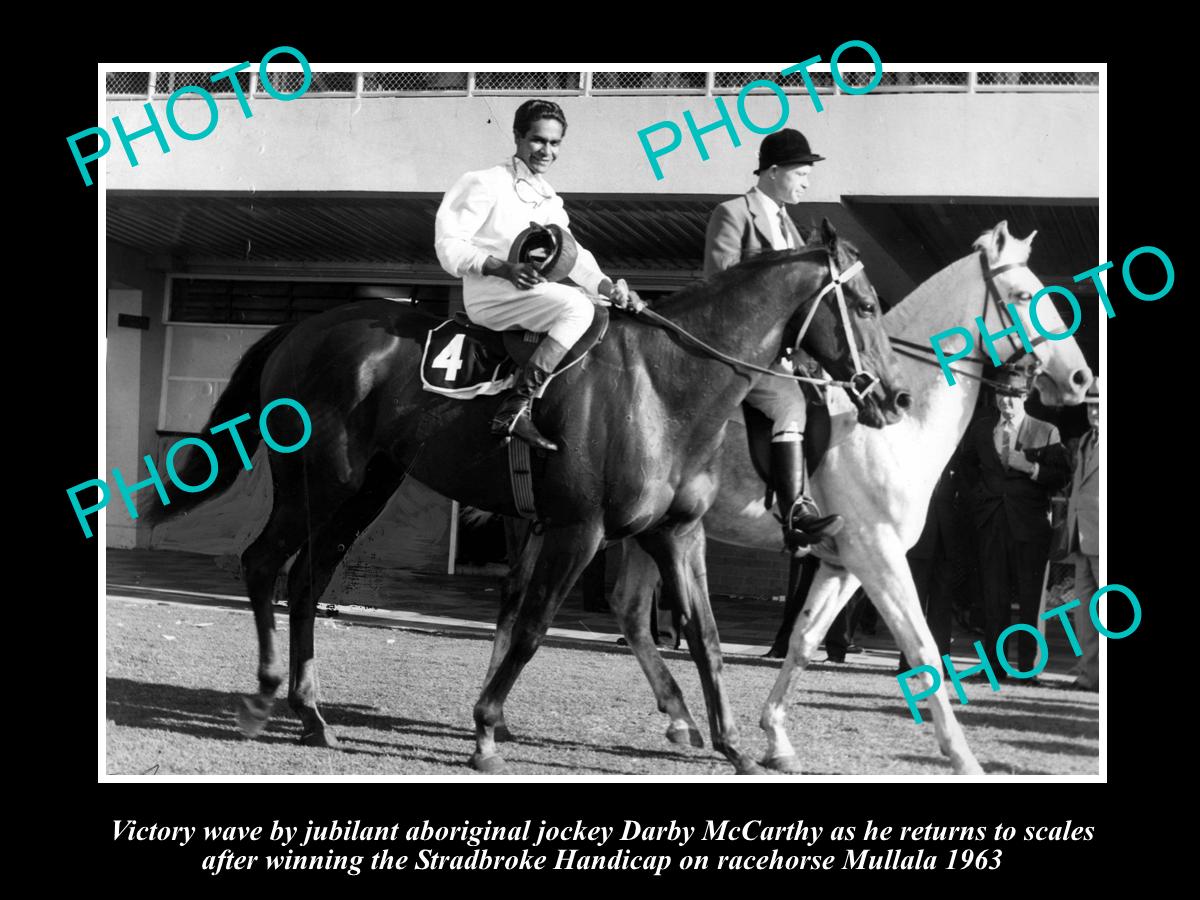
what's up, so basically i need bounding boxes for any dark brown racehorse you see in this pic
[147,221,910,775]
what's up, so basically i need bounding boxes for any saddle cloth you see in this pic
[420,308,609,399]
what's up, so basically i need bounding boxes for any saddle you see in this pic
[420,307,609,399]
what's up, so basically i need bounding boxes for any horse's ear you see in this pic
[992,220,1009,259]
[820,217,839,247]
[1024,228,1038,246]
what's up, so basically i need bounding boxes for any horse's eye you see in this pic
[1014,291,1033,302]
[857,302,876,316]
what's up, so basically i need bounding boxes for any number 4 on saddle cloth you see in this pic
[420,308,610,399]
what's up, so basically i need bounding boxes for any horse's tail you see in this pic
[142,322,298,525]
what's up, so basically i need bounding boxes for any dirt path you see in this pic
[105,597,1100,777]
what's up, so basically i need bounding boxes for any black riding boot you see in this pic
[770,438,843,551]
[491,337,570,452]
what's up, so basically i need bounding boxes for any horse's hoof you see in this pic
[495,723,514,743]
[955,758,985,776]
[666,724,704,748]
[470,752,508,774]
[236,695,272,738]
[735,759,766,776]
[299,728,340,749]
[762,754,804,774]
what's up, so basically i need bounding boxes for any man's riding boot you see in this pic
[491,336,570,452]
[770,438,843,551]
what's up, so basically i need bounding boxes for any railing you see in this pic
[105,70,1100,100]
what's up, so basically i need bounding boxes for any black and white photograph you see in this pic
[92,58,1111,780]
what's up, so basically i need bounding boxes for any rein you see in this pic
[886,251,1044,393]
[631,253,874,396]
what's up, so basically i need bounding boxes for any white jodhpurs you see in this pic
[463,275,596,349]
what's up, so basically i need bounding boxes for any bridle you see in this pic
[786,250,879,403]
[889,250,1046,394]
[635,248,884,404]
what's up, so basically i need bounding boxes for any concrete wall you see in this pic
[106,241,168,548]
[105,91,1098,199]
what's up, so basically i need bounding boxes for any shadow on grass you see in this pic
[891,754,1053,775]
[1002,737,1099,757]
[967,696,1099,717]
[106,676,710,775]
[792,696,1095,738]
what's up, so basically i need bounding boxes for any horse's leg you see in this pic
[235,491,310,738]
[609,538,702,748]
[849,541,984,775]
[470,522,604,774]
[639,522,762,775]
[759,565,860,773]
[284,459,406,747]
[487,522,543,742]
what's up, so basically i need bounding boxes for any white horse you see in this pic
[599,221,1092,774]
[752,221,1091,774]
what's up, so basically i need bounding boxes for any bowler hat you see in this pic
[754,129,825,174]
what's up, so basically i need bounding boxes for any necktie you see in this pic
[998,421,1013,469]
[778,208,796,250]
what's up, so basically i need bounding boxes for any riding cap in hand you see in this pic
[509,222,579,283]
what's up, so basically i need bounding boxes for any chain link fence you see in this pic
[153,71,252,96]
[590,72,706,93]
[254,71,356,97]
[361,72,468,94]
[713,70,835,93]
[977,71,1099,90]
[869,72,969,91]
[107,69,1100,100]
[473,72,582,94]
[107,72,151,97]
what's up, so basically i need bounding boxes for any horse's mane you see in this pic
[883,254,976,337]
[648,242,854,316]
[885,228,1034,338]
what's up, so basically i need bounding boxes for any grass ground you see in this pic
[105,597,1099,777]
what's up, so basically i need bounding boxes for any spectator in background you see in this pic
[957,367,1071,680]
[898,461,962,670]
[823,589,866,663]
[1064,378,1101,690]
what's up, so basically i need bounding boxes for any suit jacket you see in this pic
[1065,431,1100,556]
[958,411,1071,542]
[908,461,967,560]
[703,190,810,277]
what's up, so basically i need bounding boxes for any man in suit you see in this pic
[704,128,840,551]
[898,460,965,670]
[1065,378,1101,690]
[958,368,1071,677]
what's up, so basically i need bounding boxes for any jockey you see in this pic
[434,99,640,452]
